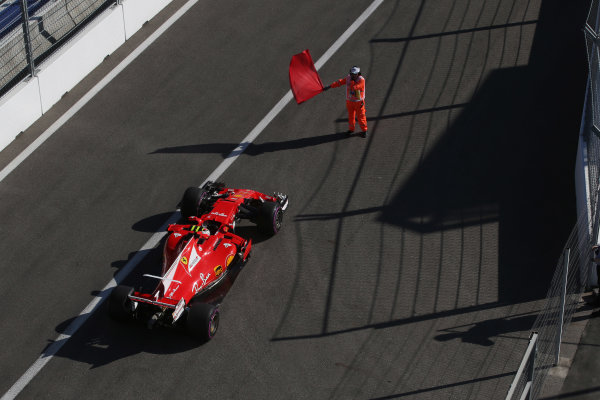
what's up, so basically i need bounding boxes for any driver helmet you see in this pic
[200,227,211,238]
[350,66,360,75]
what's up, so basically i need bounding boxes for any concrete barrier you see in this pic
[0,76,42,150]
[0,0,172,152]
[37,4,127,113]
[122,0,171,39]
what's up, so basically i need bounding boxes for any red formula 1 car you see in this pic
[109,181,288,342]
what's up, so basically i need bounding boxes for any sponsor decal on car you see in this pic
[193,273,211,293]
[187,245,201,273]
[214,265,223,276]
[226,255,234,266]
[181,256,188,265]
[189,254,200,269]
[211,212,228,218]
[167,284,180,299]
[172,298,186,322]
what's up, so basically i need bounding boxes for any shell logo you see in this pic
[226,255,234,266]
[214,265,223,276]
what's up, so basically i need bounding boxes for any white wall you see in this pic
[0,0,172,152]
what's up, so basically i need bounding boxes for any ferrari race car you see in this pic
[108,181,288,342]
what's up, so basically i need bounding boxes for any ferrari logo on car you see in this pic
[181,257,188,265]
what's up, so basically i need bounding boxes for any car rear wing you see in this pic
[142,274,182,284]
[128,292,179,309]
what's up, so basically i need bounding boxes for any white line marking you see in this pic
[0,0,385,398]
[0,0,200,184]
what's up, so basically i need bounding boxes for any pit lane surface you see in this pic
[0,0,587,399]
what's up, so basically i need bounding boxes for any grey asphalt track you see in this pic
[0,0,588,399]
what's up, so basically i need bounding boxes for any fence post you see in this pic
[506,332,538,400]
[526,332,537,400]
[19,0,36,78]
[555,248,570,366]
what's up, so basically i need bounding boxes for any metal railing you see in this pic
[585,0,600,248]
[0,0,113,96]
[506,215,592,400]
[506,332,538,400]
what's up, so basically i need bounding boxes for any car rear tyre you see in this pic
[186,302,220,342]
[181,187,208,219]
[109,285,134,322]
[257,201,283,235]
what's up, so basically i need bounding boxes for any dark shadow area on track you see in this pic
[434,305,596,347]
[296,67,578,304]
[149,131,355,158]
[369,370,518,400]
[41,246,202,367]
[131,212,174,232]
[272,301,511,341]
[274,0,588,352]
[434,313,539,346]
[48,303,202,368]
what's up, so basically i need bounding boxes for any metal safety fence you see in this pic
[507,1,600,398]
[585,0,600,244]
[506,214,592,399]
[0,0,112,96]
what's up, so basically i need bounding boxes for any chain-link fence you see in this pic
[585,0,600,245]
[0,0,112,96]
[507,214,592,399]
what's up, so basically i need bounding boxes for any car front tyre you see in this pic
[257,201,283,235]
[181,187,208,219]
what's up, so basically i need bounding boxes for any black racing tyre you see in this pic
[186,302,220,342]
[257,201,283,235]
[108,285,134,322]
[181,187,208,219]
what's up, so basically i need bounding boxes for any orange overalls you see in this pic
[330,75,367,133]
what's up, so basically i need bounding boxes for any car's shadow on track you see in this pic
[131,212,175,232]
[149,131,354,158]
[50,307,202,368]
[53,215,278,368]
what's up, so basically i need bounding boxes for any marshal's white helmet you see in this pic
[350,66,360,75]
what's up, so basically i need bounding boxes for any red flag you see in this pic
[289,49,323,104]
